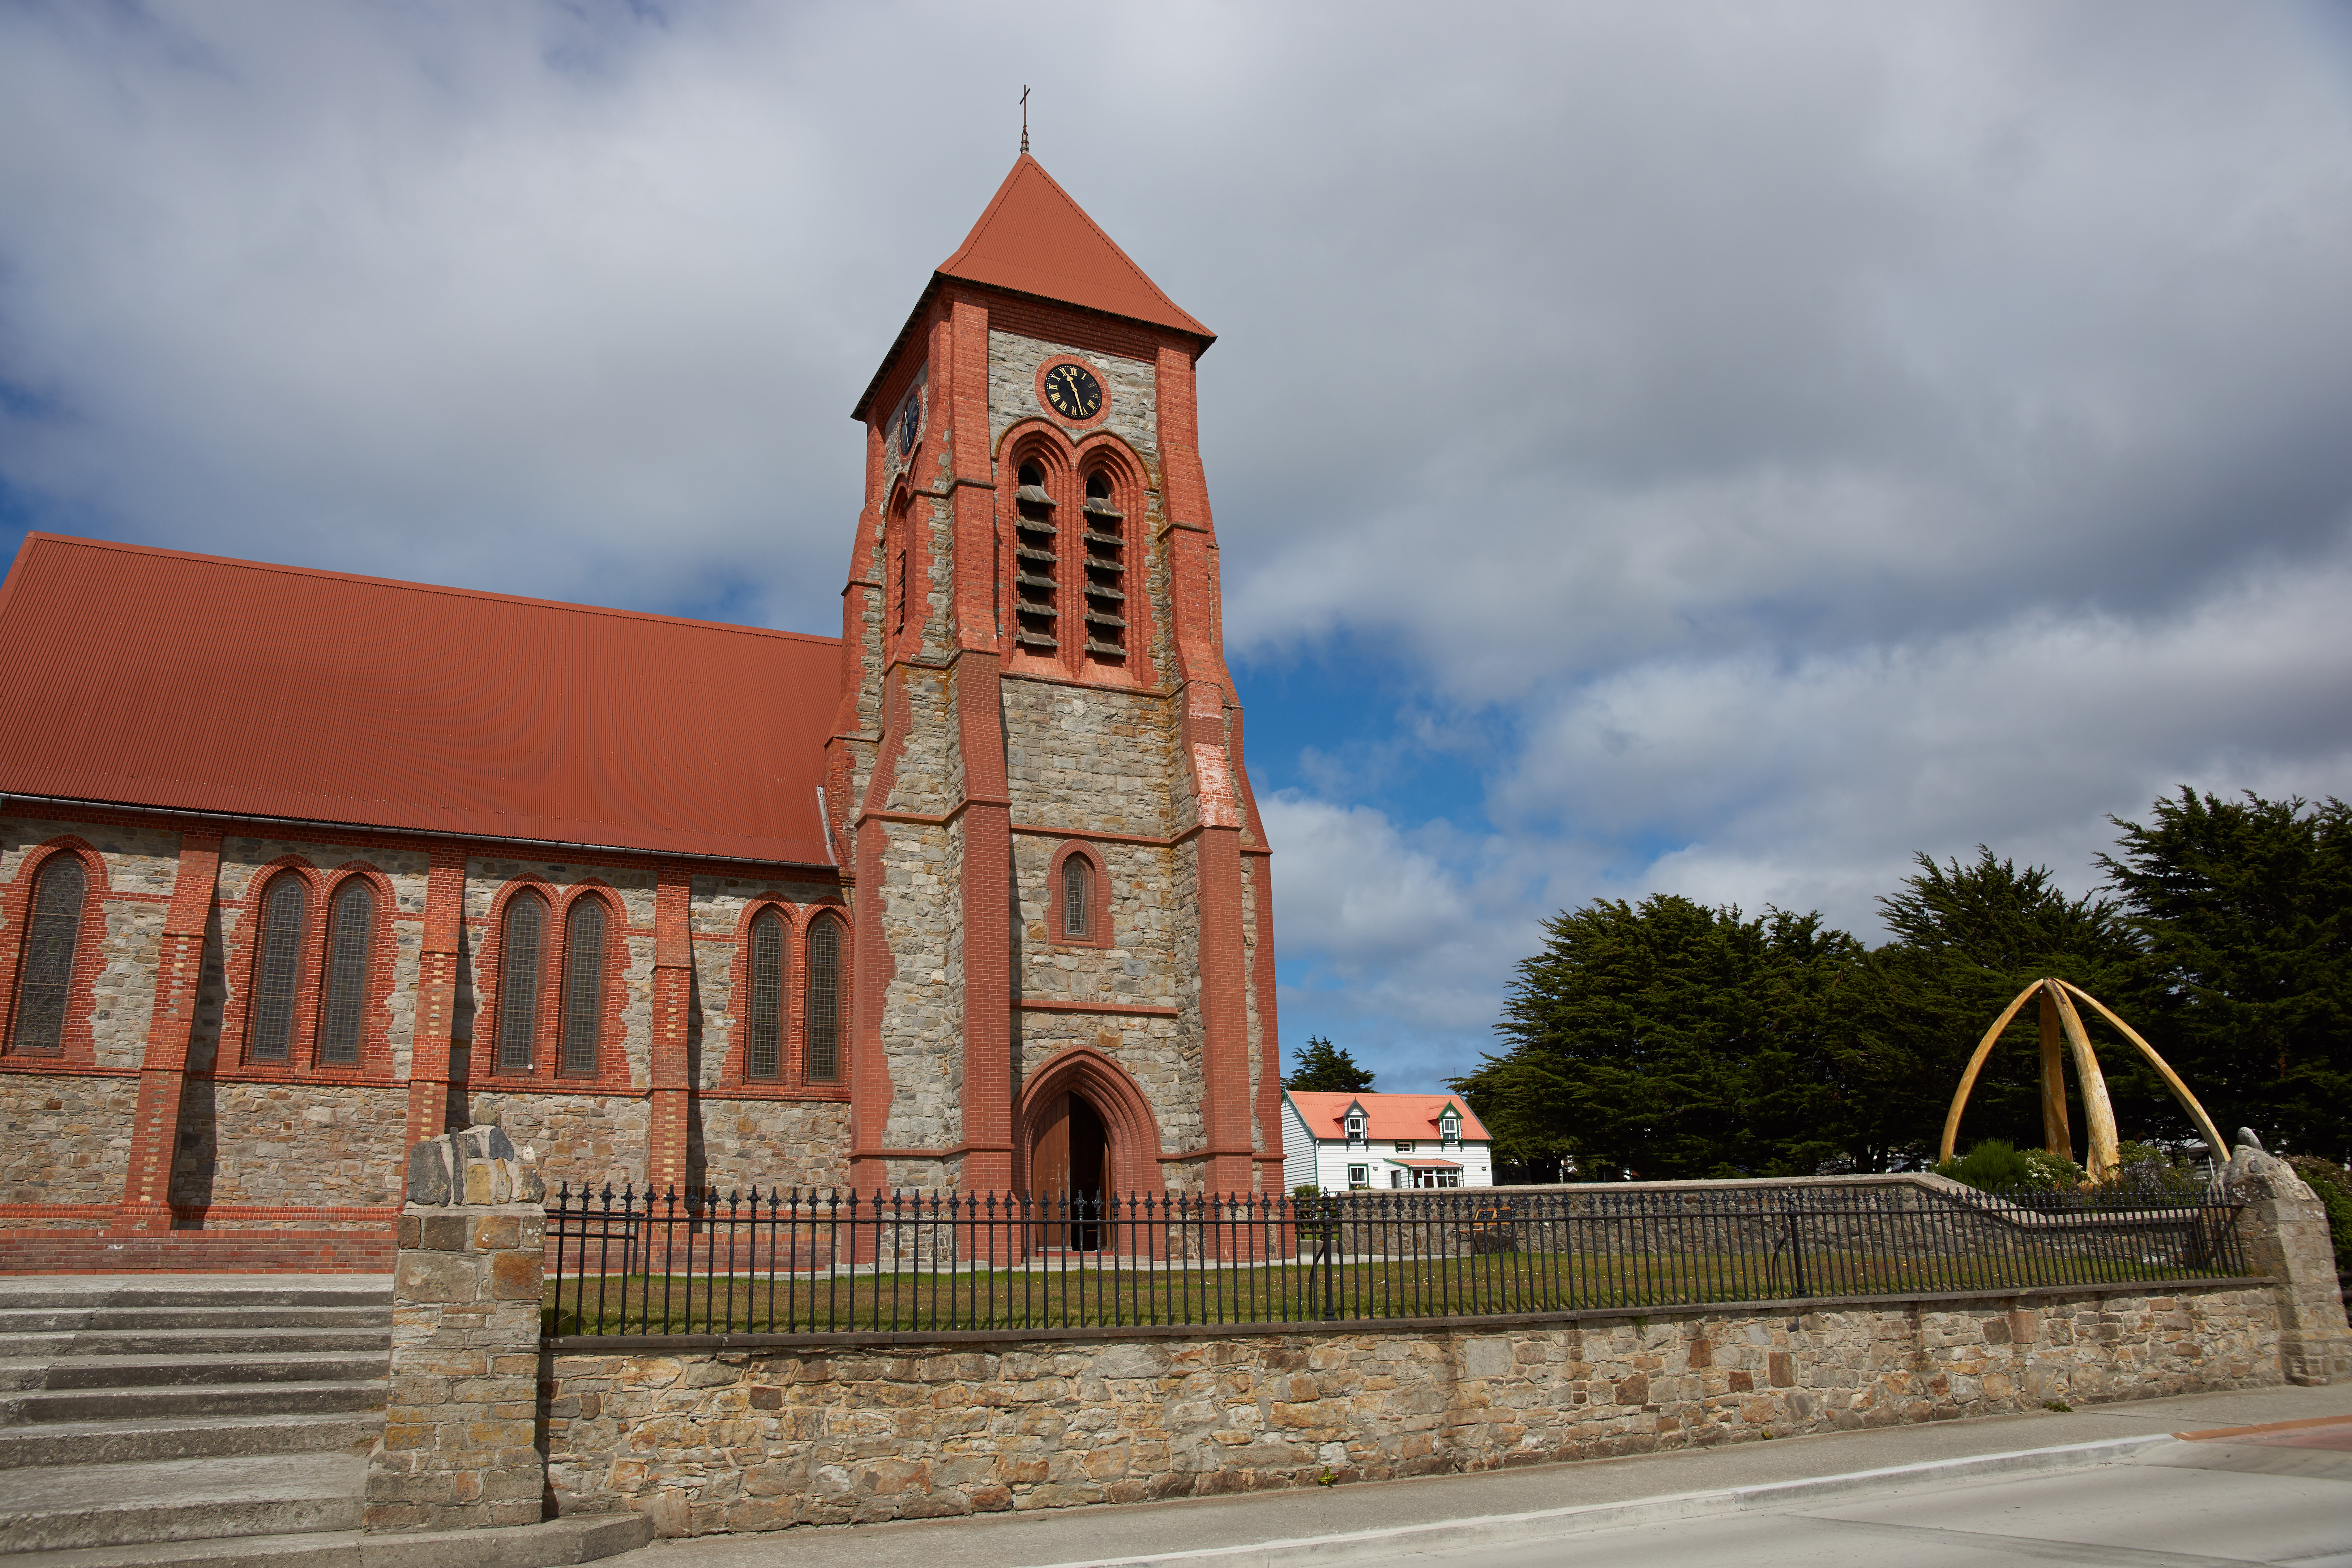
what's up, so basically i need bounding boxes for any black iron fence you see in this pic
[541,1179,2251,1339]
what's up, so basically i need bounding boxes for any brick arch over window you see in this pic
[887,481,919,656]
[723,897,799,1087]
[0,837,110,1065]
[1046,841,1112,948]
[227,859,323,1070]
[1015,1045,1167,1201]
[481,878,554,1078]
[801,907,849,1087]
[1002,432,1076,670]
[305,864,399,1075]
[551,882,631,1085]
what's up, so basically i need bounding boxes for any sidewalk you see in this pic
[608,1383,2352,1568]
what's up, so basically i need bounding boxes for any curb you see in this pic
[1,1513,655,1568]
[1029,1432,2180,1568]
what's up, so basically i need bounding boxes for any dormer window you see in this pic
[1344,1113,1364,1143]
[1440,1114,1460,1143]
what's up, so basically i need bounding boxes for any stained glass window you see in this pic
[317,880,372,1065]
[9,856,86,1054]
[561,899,605,1074]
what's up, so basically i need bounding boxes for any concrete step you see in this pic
[0,1328,395,1360]
[0,1277,393,1315]
[0,1411,383,1470]
[0,1452,364,1552]
[0,1380,387,1427]
[6,1352,389,1392]
[0,1306,392,1335]
[0,1514,654,1568]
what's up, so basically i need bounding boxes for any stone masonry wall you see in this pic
[693,1098,853,1194]
[491,1092,651,1195]
[987,331,1158,462]
[0,1072,140,1206]
[543,1282,2280,1536]
[167,1081,408,1211]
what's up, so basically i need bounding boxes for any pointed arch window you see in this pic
[747,909,785,1081]
[248,876,308,1063]
[1080,470,1126,664]
[1062,855,1093,941]
[495,893,545,1073]
[1012,459,1060,653]
[804,915,843,1084]
[560,899,605,1075]
[317,880,373,1065]
[9,855,87,1054]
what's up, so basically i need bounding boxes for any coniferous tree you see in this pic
[1283,1036,1376,1094]
[2101,790,2352,1161]
[1450,895,1889,1179]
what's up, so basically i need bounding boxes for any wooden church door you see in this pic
[1031,1091,1109,1250]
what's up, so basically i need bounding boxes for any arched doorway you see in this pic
[1030,1089,1108,1250]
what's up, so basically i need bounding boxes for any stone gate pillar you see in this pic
[363,1112,549,1531]
[2226,1138,2352,1386]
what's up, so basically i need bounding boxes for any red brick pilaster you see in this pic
[116,832,221,1234]
[648,865,693,1194]
[1195,818,1255,1199]
[403,845,468,1149]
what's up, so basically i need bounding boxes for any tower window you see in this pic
[560,899,606,1074]
[805,915,843,1083]
[747,908,785,1080]
[1062,855,1091,940]
[249,875,308,1063]
[9,855,87,1055]
[1011,460,1059,653]
[496,892,546,1072]
[1080,471,1127,664]
[317,880,373,1065]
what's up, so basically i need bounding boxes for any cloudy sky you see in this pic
[5,1,2350,1093]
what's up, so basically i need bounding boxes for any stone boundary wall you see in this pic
[540,1278,2279,1537]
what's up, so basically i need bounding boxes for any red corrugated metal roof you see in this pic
[1390,1158,1464,1169]
[939,154,1213,340]
[0,535,842,866]
[1287,1092,1490,1143]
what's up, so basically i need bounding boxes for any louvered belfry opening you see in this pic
[249,876,307,1063]
[1080,470,1127,664]
[805,916,842,1083]
[747,909,785,1080]
[317,879,373,1065]
[9,855,86,1054]
[496,893,545,1072]
[561,899,605,1074]
[1012,459,1059,654]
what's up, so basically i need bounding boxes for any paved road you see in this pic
[1371,1436,2352,1568]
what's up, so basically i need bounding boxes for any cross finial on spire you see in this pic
[1020,85,1030,154]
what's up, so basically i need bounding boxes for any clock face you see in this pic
[1041,362,1104,422]
[896,394,921,458]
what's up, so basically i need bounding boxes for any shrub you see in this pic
[1937,1139,2081,1192]
[2104,1139,2204,1196]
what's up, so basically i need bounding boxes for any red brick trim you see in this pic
[212,857,402,1084]
[1014,1000,1180,1017]
[0,837,109,1066]
[719,896,798,1089]
[1044,840,1114,949]
[1070,438,1157,686]
[474,878,636,1092]
[802,906,851,1092]
[1013,1045,1168,1203]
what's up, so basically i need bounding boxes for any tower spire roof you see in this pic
[853,153,1212,420]
[936,154,1212,340]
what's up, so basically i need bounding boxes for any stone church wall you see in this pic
[690,1098,853,1194]
[987,329,1159,460]
[1000,682,1179,838]
[0,1071,139,1207]
[167,1081,408,1211]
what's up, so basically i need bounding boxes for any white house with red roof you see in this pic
[1281,1091,1494,1193]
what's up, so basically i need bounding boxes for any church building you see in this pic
[0,154,1282,1272]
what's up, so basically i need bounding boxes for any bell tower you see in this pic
[828,154,1281,1199]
